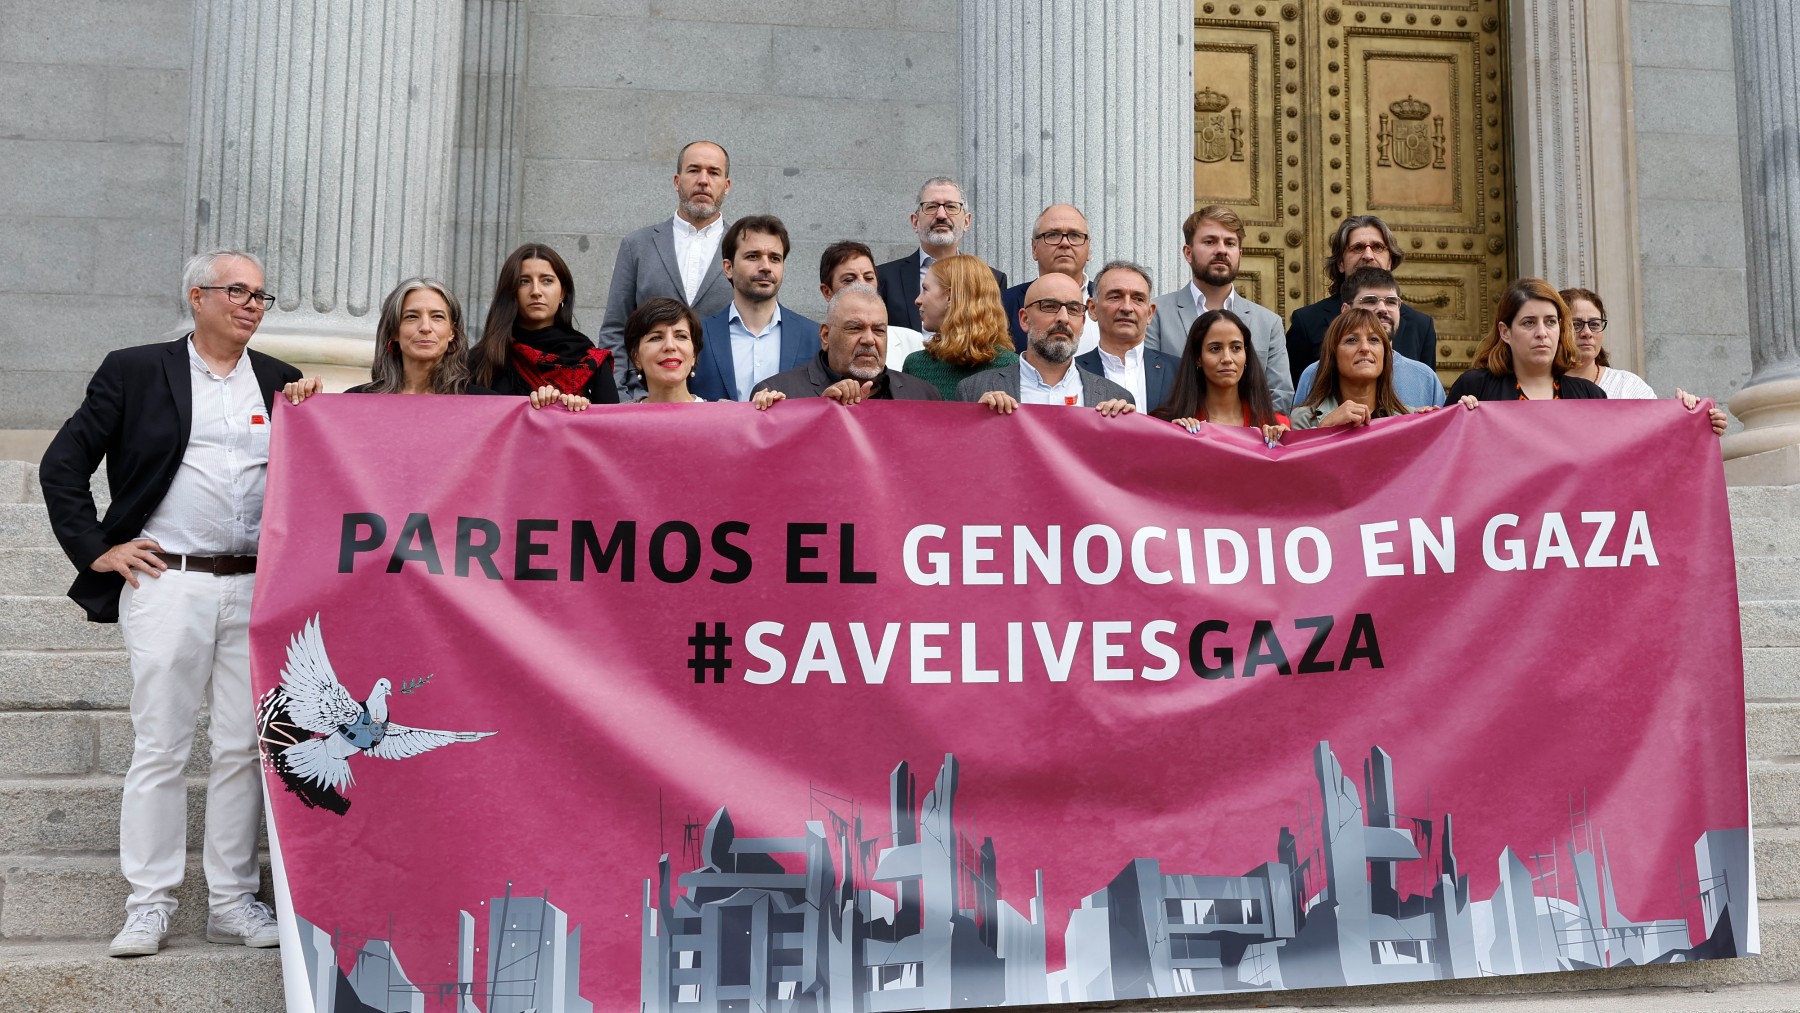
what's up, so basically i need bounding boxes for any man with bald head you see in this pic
[751,283,942,407]
[1001,203,1095,350]
[956,273,1134,416]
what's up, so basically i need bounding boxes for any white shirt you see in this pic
[1189,281,1247,315]
[1018,356,1085,406]
[886,325,927,372]
[140,339,269,555]
[1096,342,1147,410]
[1597,367,1658,400]
[728,301,784,400]
[672,215,725,304]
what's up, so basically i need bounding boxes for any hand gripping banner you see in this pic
[252,397,1754,1012]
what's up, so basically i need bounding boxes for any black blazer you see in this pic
[874,250,1008,332]
[754,352,944,401]
[1443,368,1607,403]
[39,337,302,622]
[1075,346,1182,415]
[1286,295,1438,385]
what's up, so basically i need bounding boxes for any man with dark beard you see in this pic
[955,273,1135,415]
[1144,204,1293,413]
[750,284,942,406]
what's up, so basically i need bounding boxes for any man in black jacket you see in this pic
[40,249,301,959]
[1285,214,1438,384]
[752,284,943,407]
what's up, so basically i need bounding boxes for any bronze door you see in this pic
[1193,0,1513,380]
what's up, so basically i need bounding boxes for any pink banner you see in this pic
[252,396,1752,1012]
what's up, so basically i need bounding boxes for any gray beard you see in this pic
[1031,335,1076,364]
[920,229,959,251]
[680,195,724,221]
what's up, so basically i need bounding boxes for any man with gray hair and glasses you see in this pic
[875,176,1008,332]
[40,249,301,958]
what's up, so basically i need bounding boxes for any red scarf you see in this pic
[510,341,613,396]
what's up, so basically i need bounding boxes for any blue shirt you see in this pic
[728,302,784,401]
[1294,350,1444,409]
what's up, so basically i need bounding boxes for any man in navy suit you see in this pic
[1075,261,1180,415]
[1000,204,1095,351]
[874,176,1007,331]
[599,140,736,398]
[691,215,819,401]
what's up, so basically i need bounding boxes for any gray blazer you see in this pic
[954,363,1135,407]
[599,217,733,397]
[1144,286,1294,414]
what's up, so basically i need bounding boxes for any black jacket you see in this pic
[754,352,944,401]
[1286,295,1438,385]
[39,337,301,622]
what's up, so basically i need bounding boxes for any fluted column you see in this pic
[1508,0,1643,370]
[1723,0,1800,477]
[961,1,1191,297]
[184,0,464,382]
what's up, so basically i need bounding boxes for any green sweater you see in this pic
[902,347,1020,401]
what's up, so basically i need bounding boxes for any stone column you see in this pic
[184,0,464,386]
[1508,0,1644,370]
[449,0,526,333]
[961,1,1191,299]
[1723,0,1800,481]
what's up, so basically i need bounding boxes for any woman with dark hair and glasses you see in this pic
[1558,287,1656,399]
[1152,309,1288,442]
[1445,279,1605,403]
[281,278,586,410]
[624,297,709,404]
[470,243,620,404]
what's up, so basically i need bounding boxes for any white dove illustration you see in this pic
[276,615,496,792]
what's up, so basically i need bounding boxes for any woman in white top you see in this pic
[1559,287,1657,399]
[625,297,708,404]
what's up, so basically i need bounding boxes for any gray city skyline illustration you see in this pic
[639,741,1750,1010]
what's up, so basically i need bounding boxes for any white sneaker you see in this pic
[108,908,170,958]
[206,899,280,948]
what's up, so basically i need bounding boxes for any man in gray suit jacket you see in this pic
[957,274,1135,416]
[599,140,736,398]
[1143,205,1294,414]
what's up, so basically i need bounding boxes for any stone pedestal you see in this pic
[960,1,1191,298]
[1723,0,1800,482]
[183,0,465,384]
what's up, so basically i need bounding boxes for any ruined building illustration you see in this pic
[293,885,595,1013]
[642,741,1751,1010]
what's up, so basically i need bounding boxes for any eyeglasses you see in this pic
[1346,241,1389,256]
[1034,230,1090,247]
[1352,294,1402,309]
[199,285,275,310]
[918,201,966,215]
[1028,298,1086,317]
[1571,318,1609,333]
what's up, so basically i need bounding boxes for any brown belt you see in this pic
[153,552,258,576]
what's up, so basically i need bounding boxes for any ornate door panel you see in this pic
[1195,0,1513,378]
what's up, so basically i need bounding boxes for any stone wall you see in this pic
[0,0,192,432]
[1630,0,1754,406]
[519,0,962,332]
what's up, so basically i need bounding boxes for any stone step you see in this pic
[0,547,72,596]
[1740,557,1800,602]
[1730,484,1800,523]
[1762,826,1800,904]
[0,778,204,854]
[0,853,272,940]
[0,596,122,651]
[1750,702,1800,759]
[1747,648,1800,702]
[0,502,54,549]
[1744,602,1800,649]
[0,938,283,1012]
[0,710,210,778]
[0,459,37,505]
[1753,760,1800,828]
[1735,522,1800,559]
[0,650,130,710]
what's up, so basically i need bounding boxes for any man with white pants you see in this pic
[40,249,301,957]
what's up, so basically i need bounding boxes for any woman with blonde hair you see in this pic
[901,253,1019,399]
